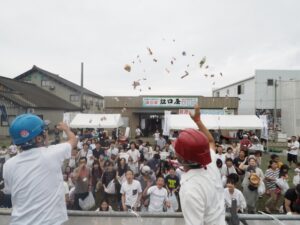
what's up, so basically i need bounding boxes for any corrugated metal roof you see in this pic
[0,76,80,111]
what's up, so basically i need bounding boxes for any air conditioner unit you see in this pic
[49,85,55,90]
[27,108,35,114]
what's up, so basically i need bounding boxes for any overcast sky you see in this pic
[1,0,300,96]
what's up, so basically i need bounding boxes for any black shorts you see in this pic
[287,153,298,163]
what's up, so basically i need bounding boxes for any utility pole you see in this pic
[80,62,84,112]
[274,79,278,142]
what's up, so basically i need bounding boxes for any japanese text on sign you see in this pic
[142,97,198,108]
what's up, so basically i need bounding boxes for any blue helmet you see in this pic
[9,114,45,145]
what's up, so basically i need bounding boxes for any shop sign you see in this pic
[142,97,198,108]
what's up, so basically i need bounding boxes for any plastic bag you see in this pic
[293,175,300,186]
[276,178,289,194]
[104,179,116,194]
[79,192,95,210]
[257,181,266,195]
[168,192,178,212]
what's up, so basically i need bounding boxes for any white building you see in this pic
[212,70,300,136]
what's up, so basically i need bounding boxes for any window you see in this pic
[41,80,52,87]
[226,89,230,95]
[70,95,80,102]
[267,79,274,86]
[1,115,16,127]
[214,91,220,97]
[237,84,245,95]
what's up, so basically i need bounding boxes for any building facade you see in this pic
[0,76,80,136]
[212,70,300,136]
[105,95,239,137]
[15,66,104,113]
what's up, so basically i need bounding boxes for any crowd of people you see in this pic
[1,128,300,215]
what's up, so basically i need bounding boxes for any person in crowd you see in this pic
[73,157,92,210]
[138,165,156,211]
[96,199,113,212]
[107,141,119,159]
[287,136,299,167]
[156,134,166,150]
[147,153,161,176]
[102,161,118,210]
[271,154,283,169]
[254,150,262,168]
[121,170,142,211]
[239,156,264,214]
[248,136,263,155]
[293,163,300,186]
[92,141,105,161]
[153,129,160,145]
[224,176,246,213]
[127,142,140,174]
[225,147,235,160]
[264,160,280,213]
[91,161,103,195]
[284,184,300,215]
[144,176,170,212]
[165,167,180,194]
[117,158,128,184]
[221,158,237,180]
[216,145,226,164]
[63,173,71,207]
[240,134,252,153]
[233,150,247,179]
[135,126,143,139]
[231,142,240,158]
[77,142,94,168]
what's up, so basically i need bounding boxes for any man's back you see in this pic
[180,160,225,225]
[3,143,71,225]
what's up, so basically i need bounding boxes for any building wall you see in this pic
[0,99,25,136]
[19,71,104,113]
[255,70,300,109]
[279,80,300,136]
[213,78,255,115]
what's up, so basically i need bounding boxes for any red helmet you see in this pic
[174,129,211,166]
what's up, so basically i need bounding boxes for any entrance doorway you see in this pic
[140,114,163,137]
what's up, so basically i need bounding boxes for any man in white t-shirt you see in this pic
[145,176,170,212]
[120,170,142,211]
[175,105,225,225]
[287,136,299,167]
[3,114,77,225]
[107,141,119,158]
[128,142,140,168]
[135,126,143,139]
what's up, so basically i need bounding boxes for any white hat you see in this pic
[141,165,151,174]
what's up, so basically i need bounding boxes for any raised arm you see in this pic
[190,104,215,150]
[56,122,77,149]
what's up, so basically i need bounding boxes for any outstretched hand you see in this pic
[189,104,201,122]
[56,122,70,132]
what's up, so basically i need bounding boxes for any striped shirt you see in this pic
[265,168,279,190]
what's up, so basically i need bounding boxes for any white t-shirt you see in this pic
[135,128,142,136]
[120,180,142,207]
[179,149,226,225]
[220,165,237,177]
[289,141,299,155]
[3,142,72,225]
[107,147,119,157]
[224,188,246,212]
[118,152,130,162]
[63,181,69,195]
[216,154,226,164]
[128,149,140,165]
[154,132,160,141]
[147,186,168,212]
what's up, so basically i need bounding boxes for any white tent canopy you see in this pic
[70,114,123,129]
[167,114,263,130]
